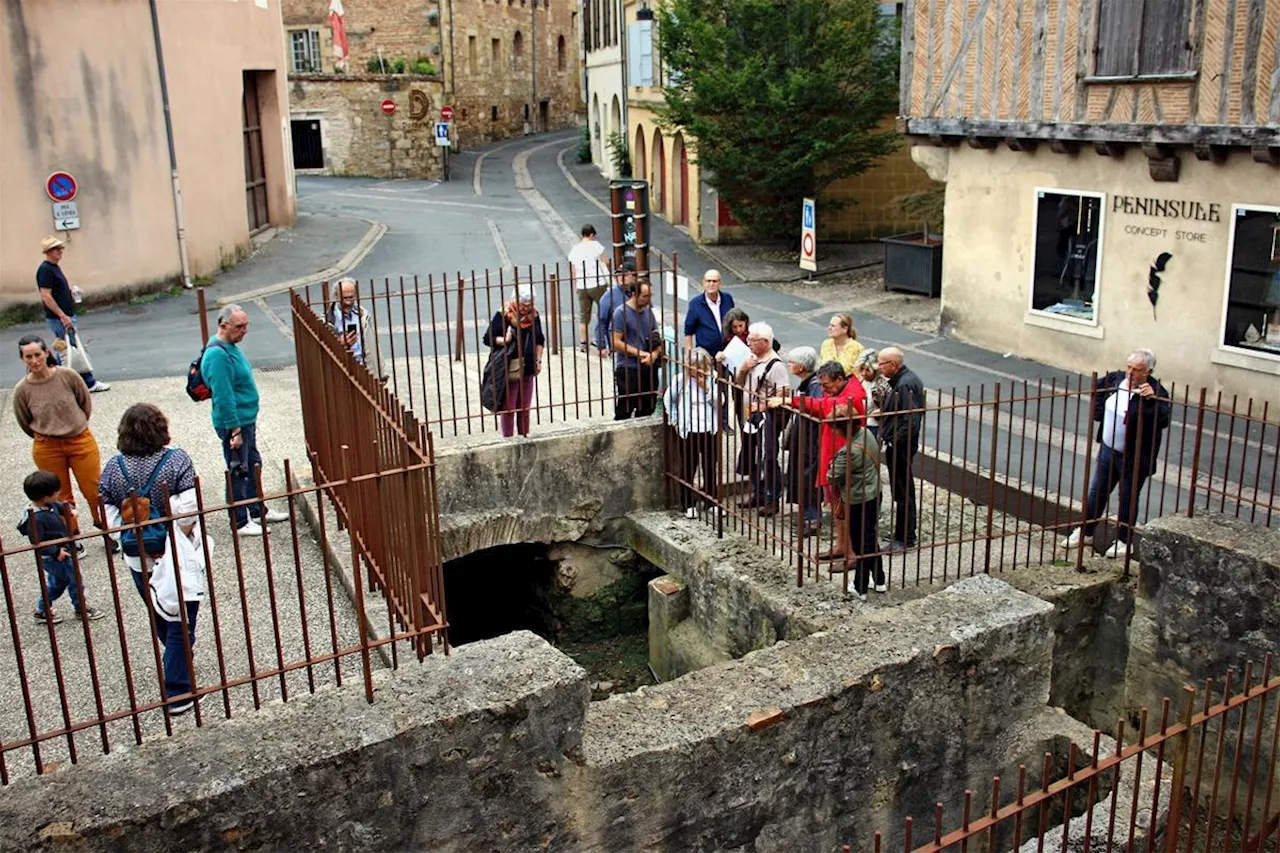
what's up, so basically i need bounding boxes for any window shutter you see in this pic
[637,20,654,86]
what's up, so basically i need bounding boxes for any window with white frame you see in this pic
[1220,205,1280,356]
[289,29,322,73]
[1029,189,1104,323]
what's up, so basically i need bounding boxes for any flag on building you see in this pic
[329,0,349,70]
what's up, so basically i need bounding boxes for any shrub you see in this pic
[577,125,593,164]
[411,57,437,75]
[606,131,631,177]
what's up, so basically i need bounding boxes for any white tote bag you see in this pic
[64,329,94,375]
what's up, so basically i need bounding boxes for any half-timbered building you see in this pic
[901,0,1280,395]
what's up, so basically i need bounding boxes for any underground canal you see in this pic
[443,542,662,696]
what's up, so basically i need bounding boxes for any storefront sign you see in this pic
[1112,196,1222,223]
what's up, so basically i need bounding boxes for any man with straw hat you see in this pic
[36,236,109,392]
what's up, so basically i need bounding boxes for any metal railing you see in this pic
[296,254,687,438]
[850,654,1280,853]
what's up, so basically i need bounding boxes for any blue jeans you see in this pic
[130,569,200,701]
[1084,444,1150,544]
[44,316,98,387]
[215,423,266,528]
[34,556,83,614]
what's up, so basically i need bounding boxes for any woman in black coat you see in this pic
[483,284,545,438]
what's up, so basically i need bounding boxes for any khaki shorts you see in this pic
[577,284,609,323]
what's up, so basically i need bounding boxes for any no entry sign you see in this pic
[441,105,455,122]
[381,98,396,115]
[46,172,78,203]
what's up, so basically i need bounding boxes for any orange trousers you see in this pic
[31,430,103,531]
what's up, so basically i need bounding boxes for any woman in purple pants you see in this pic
[484,284,545,438]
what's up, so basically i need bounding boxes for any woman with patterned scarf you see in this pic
[483,284,546,438]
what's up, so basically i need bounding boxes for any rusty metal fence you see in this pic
[850,655,1280,853]
[297,254,687,439]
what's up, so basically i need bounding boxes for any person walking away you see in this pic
[1061,348,1171,560]
[611,280,663,419]
[12,335,107,538]
[19,470,104,623]
[36,236,109,392]
[854,349,891,440]
[99,403,207,714]
[735,323,790,516]
[663,348,721,518]
[876,347,925,550]
[779,347,823,534]
[200,305,289,536]
[776,361,867,557]
[568,223,611,352]
[826,404,887,601]
[484,284,545,438]
[596,261,637,358]
[819,314,864,380]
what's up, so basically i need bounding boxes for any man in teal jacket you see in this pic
[201,305,287,536]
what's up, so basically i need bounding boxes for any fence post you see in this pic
[197,286,209,344]
[1075,373,1099,573]
[549,273,561,355]
[340,445,376,703]
[453,275,465,362]
[1187,387,1208,518]
[983,382,1001,572]
[1163,686,1198,853]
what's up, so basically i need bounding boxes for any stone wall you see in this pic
[433,421,666,560]
[288,74,445,179]
[1,578,1097,853]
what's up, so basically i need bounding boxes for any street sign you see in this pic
[381,98,396,115]
[435,122,451,147]
[52,200,81,231]
[46,172,78,203]
[800,197,817,272]
[440,105,455,122]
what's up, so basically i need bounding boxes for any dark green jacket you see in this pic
[827,429,882,506]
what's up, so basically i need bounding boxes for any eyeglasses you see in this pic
[227,322,249,330]
[704,278,720,283]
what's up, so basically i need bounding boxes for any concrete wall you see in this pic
[432,421,666,560]
[933,144,1280,398]
[0,0,296,303]
[289,74,446,178]
[0,577,1099,853]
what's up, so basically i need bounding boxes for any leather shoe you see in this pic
[816,549,842,562]
[758,504,778,517]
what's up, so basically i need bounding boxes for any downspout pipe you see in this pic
[147,0,192,288]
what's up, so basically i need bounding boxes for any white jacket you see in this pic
[105,489,211,620]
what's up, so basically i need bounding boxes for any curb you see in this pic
[555,146,610,216]
[216,217,388,307]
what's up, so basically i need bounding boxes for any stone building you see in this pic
[900,0,1280,398]
[282,0,582,177]
[0,0,296,303]
[621,0,934,243]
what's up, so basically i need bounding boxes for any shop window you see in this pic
[1220,205,1280,357]
[1029,189,1104,323]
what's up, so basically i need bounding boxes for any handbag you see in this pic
[506,355,525,381]
[63,329,94,374]
[480,348,509,413]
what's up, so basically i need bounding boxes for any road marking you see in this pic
[219,218,387,306]
[556,146,610,215]
[487,219,513,271]
[254,296,293,341]
[513,138,581,254]
[329,191,520,213]
[472,140,521,196]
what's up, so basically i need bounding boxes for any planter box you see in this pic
[881,232,943,298]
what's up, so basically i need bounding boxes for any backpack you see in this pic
[186,340,229,402]
[117,449,177,558]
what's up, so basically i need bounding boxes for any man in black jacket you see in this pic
[1062,348,1171,560]
[877,347,925,549]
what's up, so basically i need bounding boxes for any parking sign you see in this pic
[434,122,451,147]
[800,198,816,272]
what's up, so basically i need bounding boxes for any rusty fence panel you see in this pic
[0,463,442,786]
[659,361,1279,593]
[849,654,1280,853]
[298,256,685,440]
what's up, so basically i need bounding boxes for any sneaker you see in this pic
[1105,540,1132,560]
[88,381,111,393]
[107,538,121,555]
[168,699,195,716]
[851,592,868,602]
[75,606,106,621]
[260,508,291,524]
[684,506,697,519]
[32,609,64,624]
[1061,528,1093,550]
[873,582,888,593]
[237,520,265,537]
[75,541,86,556]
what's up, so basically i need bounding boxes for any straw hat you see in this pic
[40,236,66,253]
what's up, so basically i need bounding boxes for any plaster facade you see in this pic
[0,0,297,304]
[932,144,1280,398]
[583,0,626,179]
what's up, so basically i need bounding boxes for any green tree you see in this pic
[657,0,901,242]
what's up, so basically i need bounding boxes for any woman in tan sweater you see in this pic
[12,335,103,533]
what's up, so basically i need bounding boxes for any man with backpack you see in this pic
[198,305,288,536]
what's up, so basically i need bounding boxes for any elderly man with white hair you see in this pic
[1062,347,1171,560]
[733,322,790,515]
[326,277,372,367]
[483,283,545,438]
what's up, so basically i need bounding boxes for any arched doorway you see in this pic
[650,129,665,218]
[591,94,602,165]
[672,133,689,226]
[609,96,622,175]
[634,125,646,182]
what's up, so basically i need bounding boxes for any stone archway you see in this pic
[650,129,666,219]
[634,125,646,182]
[609,95,622,177]
[672,132,689,227]
[591,93,602,166]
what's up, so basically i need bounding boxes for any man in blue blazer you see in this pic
[683,270,734,356]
